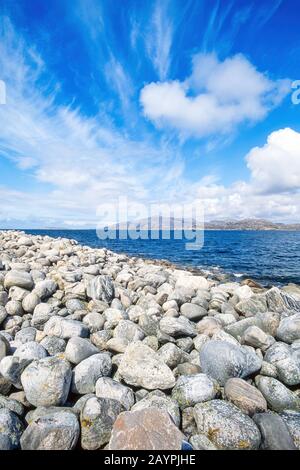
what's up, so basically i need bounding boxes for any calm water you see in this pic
[24,229,300,286]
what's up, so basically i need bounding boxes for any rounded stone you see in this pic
[21,356,72,407]
[224,378,267,415]
[0,408,24,450]
[71,353,112,394]
[172,374,219,409]
[95,377,134,411]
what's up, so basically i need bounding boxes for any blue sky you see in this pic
[0,0,300,227]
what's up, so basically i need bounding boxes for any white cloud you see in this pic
[246,128,300,194]
[140,53,290,138]
[146,1,173,80]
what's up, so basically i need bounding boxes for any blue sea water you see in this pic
[24,229,300,286]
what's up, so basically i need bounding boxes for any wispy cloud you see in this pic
[146,0,173,80]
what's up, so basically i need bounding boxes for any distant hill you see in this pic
[110,217,300,231]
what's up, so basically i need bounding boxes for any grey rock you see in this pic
[0,408,24,449]
[200,340,262,385]
[189,434,217,450]
[21,410,80,450]
[44,316,89,339]
[71,353,112,394]
[180,303,207,321]
[40,335,66,355]
[0,335,9,361]
[159,316,197,338]
[13,341,48,365]
[157,343,184,369]
[21,357,72,407]
[132,390,180,427]
[253,412,296,450]
[65,337,98,364]
[118,342,175,390]
[277,313,300,344]
[4,271,33,291]
[80,396,123,450]
[0,395,25,416]
[235,295,267,317]
[82,311,105,333]
[5,300,23,316]
[0,356,26,388]
[255,376,299,412]
[22,292,40,313]
[241,326,275,351]
[172,374,218,409]
[33,279,57,300]
[96,377,134,410]
[31,303,55,328]
[15,327,37,344]
[194,400,261,450]
[224,378,267,415]
[86,275,115,303]
[279,410,300,450]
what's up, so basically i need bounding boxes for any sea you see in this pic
[23,229,300,287]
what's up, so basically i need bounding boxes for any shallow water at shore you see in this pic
[23,229,300,286]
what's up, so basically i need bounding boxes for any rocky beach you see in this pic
[0,230,300,450]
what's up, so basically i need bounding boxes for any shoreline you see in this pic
[0,230,300,450]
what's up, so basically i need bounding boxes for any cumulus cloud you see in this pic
[246,128,300,194]
[140,53,290,138]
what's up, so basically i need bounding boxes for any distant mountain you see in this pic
[110,217,300,231]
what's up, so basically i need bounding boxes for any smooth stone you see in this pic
[200,340,262,385]
[224,378,267,415]
[194,400,261,450]
[241,326,275,351]
[15,327,37,344]
[31,303,54,328]
[82,311,105,333]
[277,313,300,344]
[4,271,33,291]
[235,295,267,317]
[108,408,185,450]
[22,293,40,313]
[71,353,112,394]
[118,342,175,390]
[172,374,218,409]
[253,412,297,450]
[40,336,66,355]
[13,341,48,364]
[33,280,57,300]
[21,357,72,407]
[0,335,9,361]
[65,337,99,364]
[180,303,207,321]
[255,376,299,412]
[80,396,123,450]
[20,411,80,450]
[44,316,89,339]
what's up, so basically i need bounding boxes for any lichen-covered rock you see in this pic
[279,410,300,450]
[21,357,72,407]
[118,342,175,390]
[108,408,185,450]
[80,396,123,450]
[0,408,24,450]
[193,400,261,450]
[20,411,80,450]
[255,376,299,412]
[172,374,218,409]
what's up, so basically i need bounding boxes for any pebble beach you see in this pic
[0,230,300,450]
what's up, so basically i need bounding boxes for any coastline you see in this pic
[0,230,300,451]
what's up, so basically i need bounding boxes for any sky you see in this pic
[0,0,300,228]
